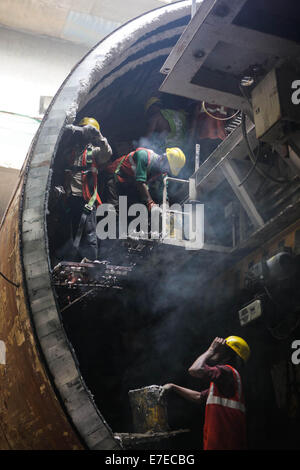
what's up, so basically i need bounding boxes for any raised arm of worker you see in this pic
[64,123,112,167]
[161,338,226,405]
[163,337,238,410]
[82,125,112,167]
[188,337,227,378]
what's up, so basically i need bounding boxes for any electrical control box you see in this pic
[252,66,300,143]
[239,299,262,326]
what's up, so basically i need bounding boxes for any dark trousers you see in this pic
[67,195,98,261]
[101,174,144,212]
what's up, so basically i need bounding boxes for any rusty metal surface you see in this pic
[0,177,84,450]
[129,385,170,434]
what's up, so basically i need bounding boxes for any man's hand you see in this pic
[147,199,162,214]
[189,337,228,378]
[158,383,174,401]
[208,337,227,355]
[146,199,157,211]
[83,124,101,143]
[162,383,174,392]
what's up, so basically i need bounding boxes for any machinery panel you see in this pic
[160,0,300,111]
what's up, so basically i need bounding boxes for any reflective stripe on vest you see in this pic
[206,390,246,413]
[206,367,245,413]
[115,148,153,181]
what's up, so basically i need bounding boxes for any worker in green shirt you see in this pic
[103,146,186,212]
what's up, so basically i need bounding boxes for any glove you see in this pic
[83,124,100,142]
[147,199,157,211]
[54,185,65,195]
[147,200,162,214]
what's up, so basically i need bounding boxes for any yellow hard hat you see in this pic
[145,96,161,113]
[166,147,186,176]
[79,117,100,131]
[225,336,250,362]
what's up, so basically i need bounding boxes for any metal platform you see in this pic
[114,429,190,449]
[52,260,133,289]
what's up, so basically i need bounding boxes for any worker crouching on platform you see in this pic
[163,336,250,450]
[102,146,186,214]
[58,117,112,262]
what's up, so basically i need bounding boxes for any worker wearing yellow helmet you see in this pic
[103,146,186,212]
[144,96,188,165]
[163,335,250,450]
[54,116,112,262]
[78,116,100,131]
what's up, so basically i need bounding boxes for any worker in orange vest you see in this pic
[102,146,186,213]
[163,336,250,450]
[188,101,237,168]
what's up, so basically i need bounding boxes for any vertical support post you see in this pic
[162,176,169,239]
[191,0,197,18]
[195,143,200,172]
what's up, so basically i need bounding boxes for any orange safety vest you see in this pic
[203,365,247,450]
[68,146,102,206]
[106,147,155,183]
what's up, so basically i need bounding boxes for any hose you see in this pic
[241,113,291,185]
[202,101,240,121]
[238,141,262,187]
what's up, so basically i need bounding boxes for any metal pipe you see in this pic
[195,143,200,172]
[191,0,197,18]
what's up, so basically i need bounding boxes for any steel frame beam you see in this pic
[159,0,300,112]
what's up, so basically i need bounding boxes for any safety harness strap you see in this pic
[114,155,127,182]
[73,147,101,251]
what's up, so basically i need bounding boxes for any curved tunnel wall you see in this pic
[13,1,193,450]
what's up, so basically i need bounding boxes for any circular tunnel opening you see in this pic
[43,1,246,448]
[45,4,208,449]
